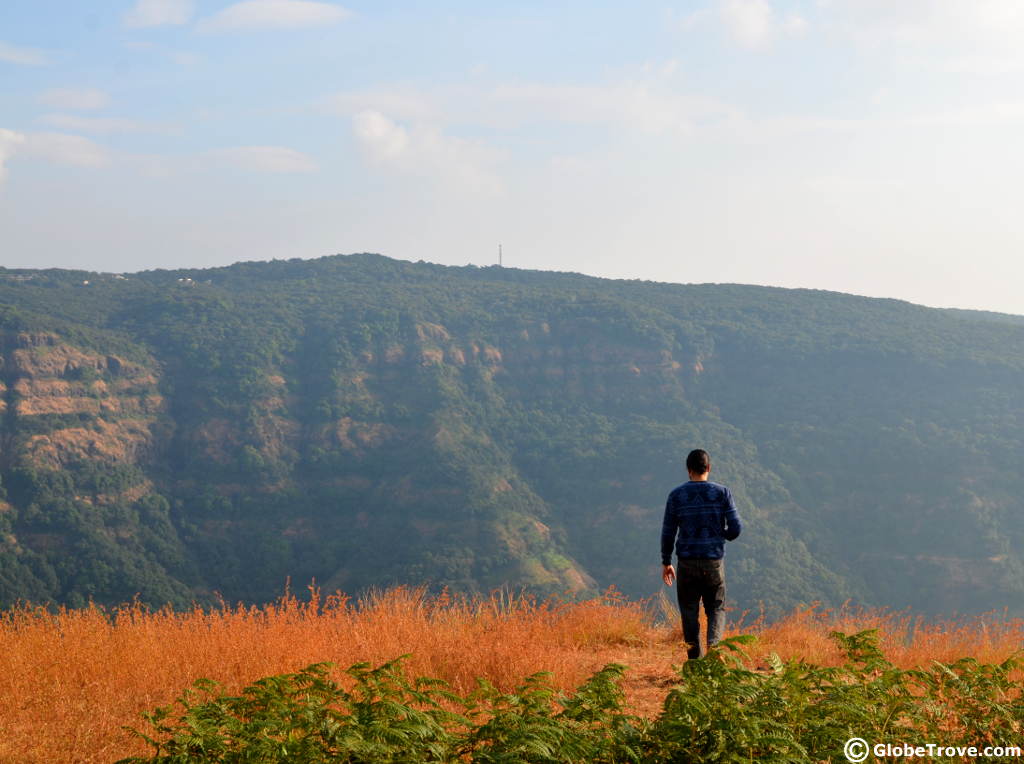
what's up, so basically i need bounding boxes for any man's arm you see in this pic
[660,492,679,565]
[723,487,742,541]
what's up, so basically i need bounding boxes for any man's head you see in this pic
[686,449,711,479]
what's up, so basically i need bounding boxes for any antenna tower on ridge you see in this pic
[498,244,503,267]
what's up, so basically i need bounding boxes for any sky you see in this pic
[2,0,1024,314]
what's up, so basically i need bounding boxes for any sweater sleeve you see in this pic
[723,487,742,541]
[660,492,679,565]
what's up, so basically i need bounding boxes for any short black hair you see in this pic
[686,449,711,474]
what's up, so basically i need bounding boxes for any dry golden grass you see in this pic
[737,601,1024,669]
[1,587,1022,763]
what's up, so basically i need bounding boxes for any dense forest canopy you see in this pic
[0,254,1022,616]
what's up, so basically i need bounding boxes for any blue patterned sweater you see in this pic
[660,480,742,564]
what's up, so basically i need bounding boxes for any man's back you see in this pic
[661,480,741,562]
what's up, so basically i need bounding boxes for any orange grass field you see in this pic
[2,586,1024,763]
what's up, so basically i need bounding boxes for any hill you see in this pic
[1,254,1022,614]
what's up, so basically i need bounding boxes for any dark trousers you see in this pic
[676,558,725,659]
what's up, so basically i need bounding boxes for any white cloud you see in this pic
[208,146,318,172]
[21,132,111,167]
[830,0,1024,44]
[123,0,194,28]
[718,0,807,49]
[352,110,502,194]
[0,41,50,66]
[741,100,1024,141]
[640,59,681,77]
[334,68,1023,162]
[781,13,808,35]
[325,88,442,124]
[331,74,739,138]
[38,114,179,135]
[673,7,712,32]
[0,129,27,184]
[720,0,773,47]
[122,146,317,177]
[943,54,1024,75]
[0,129,110,184]
[352,111,409,160]
[828,0,1024,70]
[803,176,909,195]
[903,102,1024,128]
[38,88,110,111]
[489,81,737,134]
[197,0,350,32]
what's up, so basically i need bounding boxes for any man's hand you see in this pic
[662,564,675,586]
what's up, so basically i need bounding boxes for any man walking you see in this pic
[661,449,742,659]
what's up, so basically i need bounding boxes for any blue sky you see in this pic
[3,0,1024,314]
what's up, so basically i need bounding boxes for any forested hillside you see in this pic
[1,254,1021,615]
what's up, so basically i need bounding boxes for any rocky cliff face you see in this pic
[2,332,162,472]
[0,329,193,607]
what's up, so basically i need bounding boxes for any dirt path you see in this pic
[590,630,688,717]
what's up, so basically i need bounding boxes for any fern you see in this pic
[122,633,1024,763]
